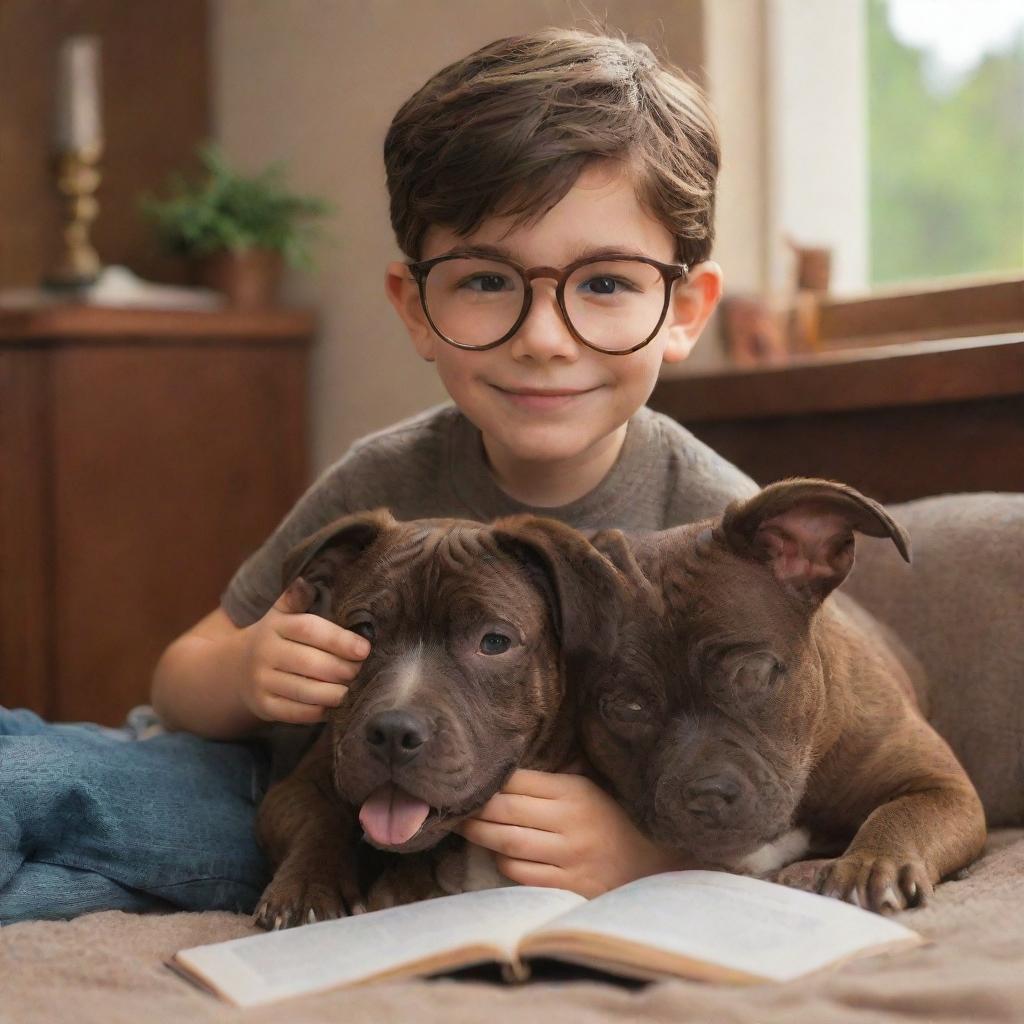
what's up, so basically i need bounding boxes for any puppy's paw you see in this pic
[366,861,447,912]
[366,873,431,912]
[774,854,933,913]
[253,875,355,930]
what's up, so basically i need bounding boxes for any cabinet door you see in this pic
[51,342,307,724]
[0,349,51,713]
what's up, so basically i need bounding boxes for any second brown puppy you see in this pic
[575,479,988,913]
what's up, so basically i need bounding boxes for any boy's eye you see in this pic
[479,632,512,655]
[576,274,639,297]
[461,273,513,293]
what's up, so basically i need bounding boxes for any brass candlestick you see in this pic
[47,143,103,288]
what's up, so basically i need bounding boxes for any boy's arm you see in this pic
[150,606,264,740]
[151,589,369,740]
[152,432,388,739]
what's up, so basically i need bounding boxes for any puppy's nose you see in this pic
[365,710,429,767]
[684,775,741,821]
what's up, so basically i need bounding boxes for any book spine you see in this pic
[501,958,531,984]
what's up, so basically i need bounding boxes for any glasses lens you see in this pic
[563,259,666,352]
[423,257,524,347]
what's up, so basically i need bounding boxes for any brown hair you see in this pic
[384,28,720,266]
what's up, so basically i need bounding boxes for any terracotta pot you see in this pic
[194,248,284,309]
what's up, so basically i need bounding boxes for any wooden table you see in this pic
[1,304,313,724]
[650,333,1024,502]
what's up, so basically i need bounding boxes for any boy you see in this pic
[0,27,755,923]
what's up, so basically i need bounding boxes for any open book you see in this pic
[169,871,923,1008]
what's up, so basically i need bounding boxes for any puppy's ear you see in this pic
[587,527,647,584]
[491,516,625,660]
[719,478,910,605]
[279,508,397,616]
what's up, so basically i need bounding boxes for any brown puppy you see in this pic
[253,509,614,928]
[578,479,988,913]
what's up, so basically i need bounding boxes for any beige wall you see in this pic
[766,0,867,294]
[212,0,706,472]
[704,0,769,299]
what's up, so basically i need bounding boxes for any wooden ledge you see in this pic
[652,333,1024,423]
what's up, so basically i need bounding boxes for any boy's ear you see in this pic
[661,260,723,364]
[385,261,436,362]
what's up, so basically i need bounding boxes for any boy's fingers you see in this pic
[458,821,565,866]
[498,768,579,800]
[494,856,566,889]
[281,615,371,662]
[260,694,330,725]
[469,793,563,832]
[268,670,349,708]
[284,645,361,685]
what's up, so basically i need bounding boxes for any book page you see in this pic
[172,885,584,1007]
[522,870,921,982]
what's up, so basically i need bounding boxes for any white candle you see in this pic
[55,35,103,152]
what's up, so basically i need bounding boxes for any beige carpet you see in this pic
[3,831,1023,1024]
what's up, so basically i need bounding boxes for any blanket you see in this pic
[3,831,1023,1024]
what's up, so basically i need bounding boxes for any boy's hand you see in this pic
[237,585,370,725]
[454,768,687,898]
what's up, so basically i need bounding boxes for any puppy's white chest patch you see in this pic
[735,827,811,877]
[462,843,516,893]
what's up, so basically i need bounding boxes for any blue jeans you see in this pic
[0,706,271,924]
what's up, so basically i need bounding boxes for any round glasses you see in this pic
[407,251,689,355]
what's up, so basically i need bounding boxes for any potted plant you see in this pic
[142,145,331,309]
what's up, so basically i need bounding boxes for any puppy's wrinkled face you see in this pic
[581,524,826,867]
[299,517,564,855]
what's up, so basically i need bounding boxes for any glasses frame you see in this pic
[407,250,690,355]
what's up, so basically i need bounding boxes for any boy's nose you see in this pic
[506,282,580,362]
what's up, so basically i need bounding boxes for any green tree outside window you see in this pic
[868,0,1024,286]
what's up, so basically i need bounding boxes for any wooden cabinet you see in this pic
[1,305,312,725]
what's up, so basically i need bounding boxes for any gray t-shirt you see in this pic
[221,403,758,626]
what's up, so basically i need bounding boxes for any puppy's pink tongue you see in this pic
[359,783,431,846]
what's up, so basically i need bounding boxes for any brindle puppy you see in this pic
[253,510,616,928]
[577,480,987,913]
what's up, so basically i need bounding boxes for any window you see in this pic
[868,0,1024,287]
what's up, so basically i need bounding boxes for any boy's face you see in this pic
[386,163,721,470]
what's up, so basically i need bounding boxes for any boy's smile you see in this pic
[387,162,722,507]
[491,385,600,412]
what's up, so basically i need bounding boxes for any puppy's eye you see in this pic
[732,654,784,690]
[599,693,648,723]
[479,632,512,655]
[348,621,376,643]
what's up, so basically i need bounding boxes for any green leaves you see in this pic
[141,144,333,268]
[868,1,1024,284]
